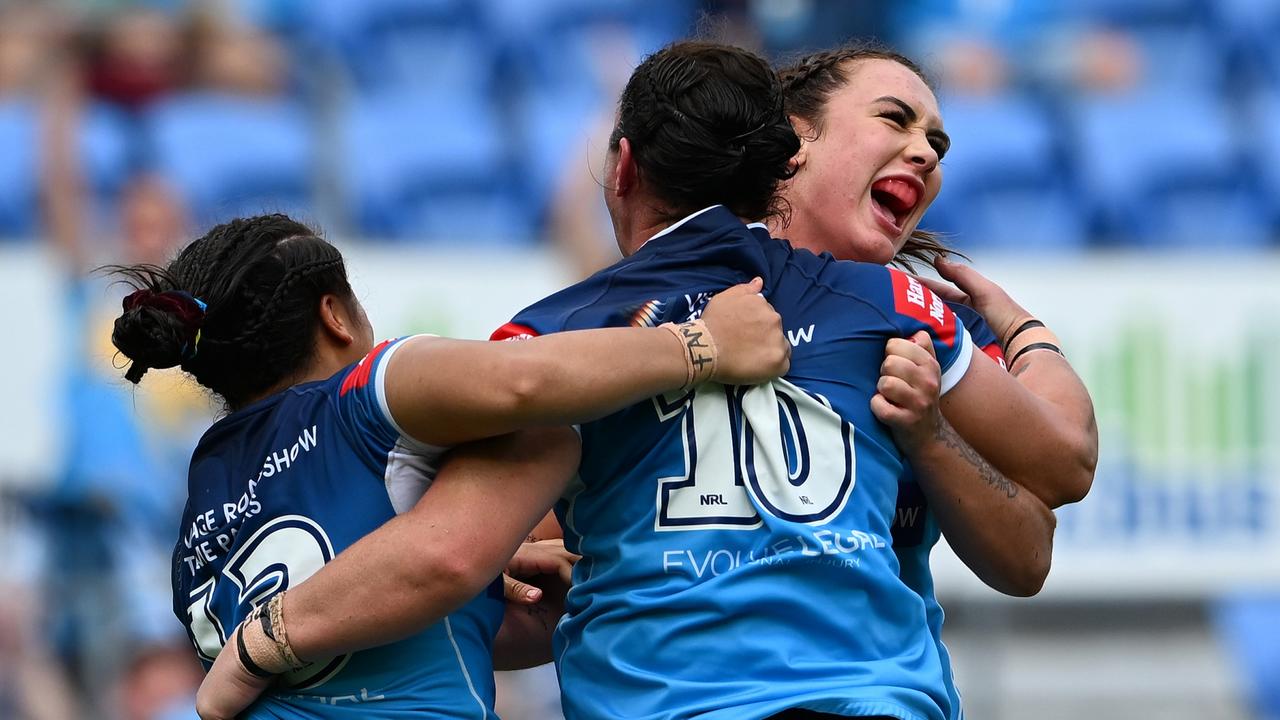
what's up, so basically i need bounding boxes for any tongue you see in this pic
[871,179,918,214]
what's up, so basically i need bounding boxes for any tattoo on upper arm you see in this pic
[1011,358,1033,377]
[934,422,1018,499]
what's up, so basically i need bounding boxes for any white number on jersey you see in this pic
[183,515,348,688]
[655,379,856,531]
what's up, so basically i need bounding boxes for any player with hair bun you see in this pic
[197,41,1083,720]
[108,212,790,718]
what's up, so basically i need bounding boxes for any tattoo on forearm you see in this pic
[934,422,1018,499]
[524,602,551,632]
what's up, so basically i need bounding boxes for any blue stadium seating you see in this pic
[145,93,315,226]
[1070,87,1268,246]
[1062,0,1203,27]
[341,90,532,242]
[0,101,38,239]
[306,0,495,95]
[927,92,1087,249]
[1213,595,1280,720]
[79,104,133,200]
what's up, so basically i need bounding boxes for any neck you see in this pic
[238,345,365,409]
[615,204,675,257]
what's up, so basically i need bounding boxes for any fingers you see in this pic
[884,337,935,367]
[917,274,969,305]
[503,574,543,604]
[909,330,937,359]
[716,276,764,298]
[871,392,914,426]
[934,258,989,296]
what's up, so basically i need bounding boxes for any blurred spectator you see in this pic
[119,642,202,720]
[188,11,287,97]
[82,8,186,110]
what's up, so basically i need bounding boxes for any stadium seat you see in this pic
[306,0,495,95]
[0,100,39,239]
[79,103,134,200]
[926,92,1088,250]
[1070,87,1268,246]
[1060,0,1202,27]
[341,90,532,242]
[1212,594,1280,720]
[145,93,315,226]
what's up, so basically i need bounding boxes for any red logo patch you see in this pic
[888,269,956,348]
[340,339,395,396]
[490,322,539,342]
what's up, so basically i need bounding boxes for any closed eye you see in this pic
[878,109,908,126]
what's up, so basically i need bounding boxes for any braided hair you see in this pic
[610,41,800,223]
[779,42,961,270]
[106,214,356,409]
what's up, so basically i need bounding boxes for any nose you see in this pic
[906,133,939,174]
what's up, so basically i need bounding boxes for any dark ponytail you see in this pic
[105,214,355,409]
[610,41,800,223]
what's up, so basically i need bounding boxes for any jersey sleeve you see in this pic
[951,302,1007,371]
[335,336,444,459]
[883,268,974,394]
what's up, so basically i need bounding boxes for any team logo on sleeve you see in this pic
[490,322,539,342]
[340,339,394,396]
[888,270,957,347]
[627,299,666,327]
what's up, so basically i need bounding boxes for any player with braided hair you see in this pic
[772,42,1098,718]
[197,41,1088,720]
[110,213,790,718]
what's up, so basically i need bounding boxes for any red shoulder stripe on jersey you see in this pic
[888,269,957,348]
[340,338,395,396]
[981,341,1008,371]
[490,322,540,342]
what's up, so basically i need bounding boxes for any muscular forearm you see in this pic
[389,328,692,447]
[283,428,581,661]
[907,419,1056,597]
[942,352,1097,509]
[1007,351,1098,505]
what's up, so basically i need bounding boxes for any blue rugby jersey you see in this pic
[491,206,975,720]
[173,337,503,718]
[891,304,1005,720]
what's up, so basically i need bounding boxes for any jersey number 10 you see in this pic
[655,379,856,531]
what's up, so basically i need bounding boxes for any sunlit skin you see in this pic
[774,58,951,264]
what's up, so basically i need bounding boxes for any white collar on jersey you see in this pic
[635,205,770,252]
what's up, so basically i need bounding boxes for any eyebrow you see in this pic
[876,95,951,154]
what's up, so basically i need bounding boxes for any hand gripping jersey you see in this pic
[172,338,502,719]
[491,206,975,720]
[892,306,1005,720]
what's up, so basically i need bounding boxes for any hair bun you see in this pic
[112,290,207,384]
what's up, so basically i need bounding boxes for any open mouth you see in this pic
[870,177,921,231]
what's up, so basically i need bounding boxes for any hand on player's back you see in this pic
[701,277,790,385]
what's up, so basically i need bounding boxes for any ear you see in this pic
[317,294,356,346]
[788,114,811,172]
[613,137,638,197]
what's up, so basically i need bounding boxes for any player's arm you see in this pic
[875,333,1055,596]
[928,260,1098,508]
[195,427,582,720]
[385,279,789,447]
